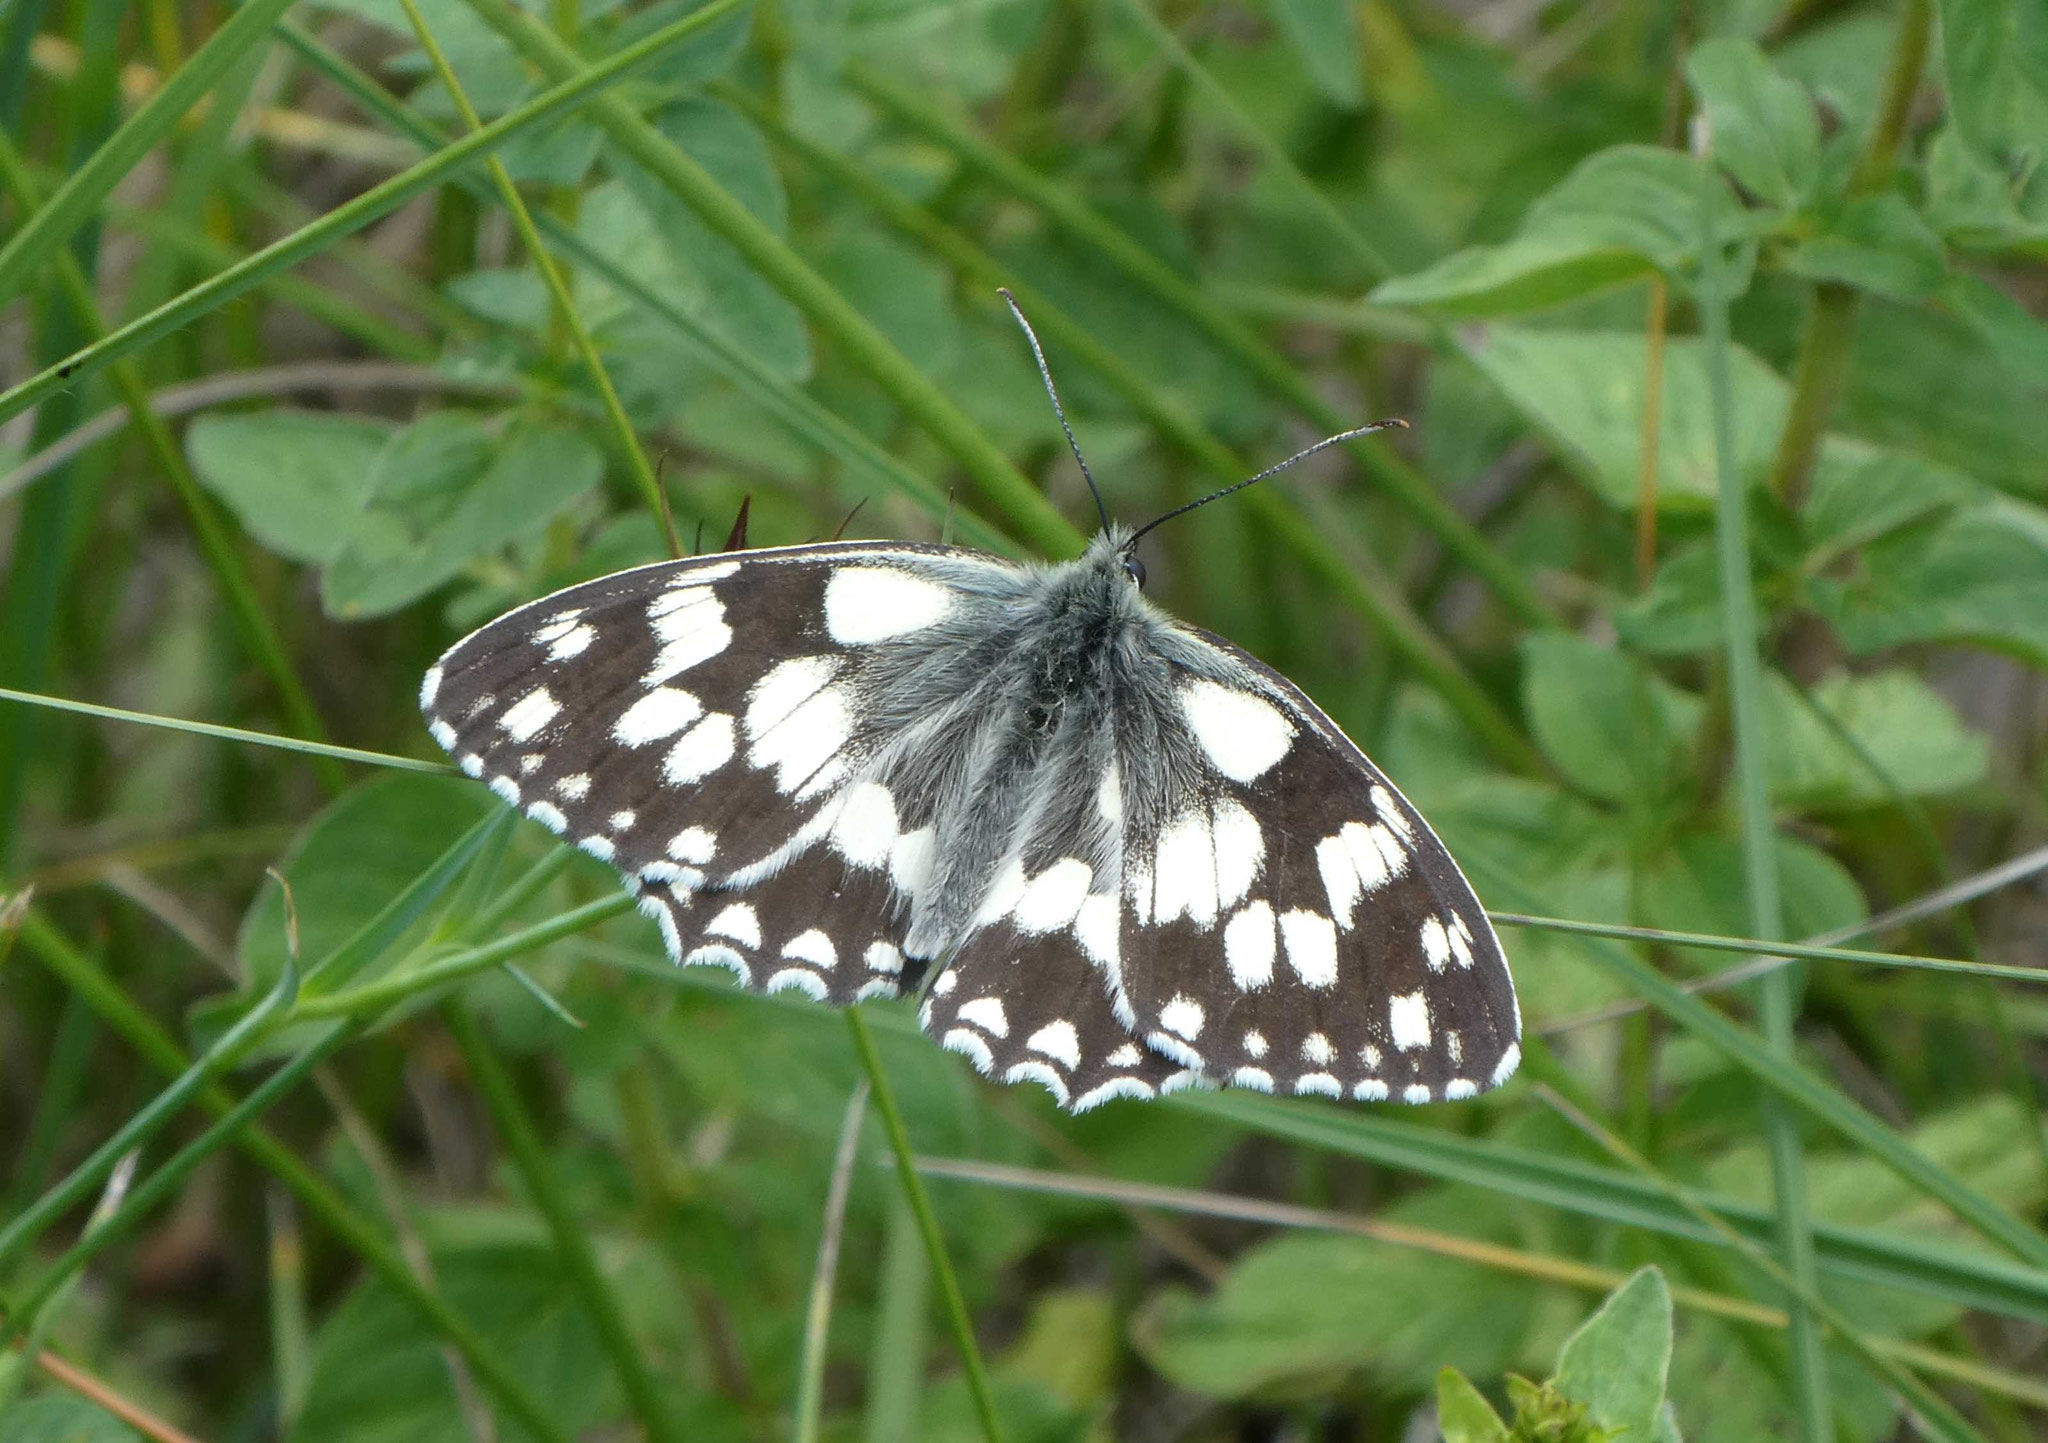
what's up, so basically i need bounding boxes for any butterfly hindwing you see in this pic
[422,542,986,1002]
[1112,632,1520,1103]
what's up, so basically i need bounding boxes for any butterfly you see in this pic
[421,296,1520,1112]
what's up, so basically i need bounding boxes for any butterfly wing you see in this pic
[422,541,999,1004]
[1110,630,1520,1104]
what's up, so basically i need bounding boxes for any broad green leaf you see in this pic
[0,1397,140,1443]
[1520,633,1700,806]
[186,411,396,564]
[1463,328,1787,509]
[1776,11,1900,141]
[239,773,491,992]
[1924,124,2048,247]
[1807,499,2048,665]
[1936,0,2048,172]
[817,227,964,378]
[322,414,603,618]
[1372,148,1745,316]
[1761,669,1991,807]
[1785,194,1948,301]
[313,0,529,113]
[1554,1267,1672,1437]
[1685,39,1822,209]
[1801,444,1978,559]
[1261,0,1364,106]
[1437,1368,1509,1443]
[291,1243,616,1443]
[1944,272,2048,387]
[1639,833,1867,963]
[1614,546,1727,655]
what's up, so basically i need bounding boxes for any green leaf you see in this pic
[1437,1368,1509,1443]
[322,414,603,618]
[1614,546,1727,655]
[1807,499,2048,665]
[1372,148,1745,317]
[1520,633,1701,805]
[1943,272,2048,387]
[817,227,964,379]
[1935,0,2048,172]
[1785,194,1948,301]
[186,410,396,564]
[1463,328,1787,509]
[1923,124,2048,247]
[1801,443,1978,559]
[1640,833,1867,964]
[1685,38,1822,209]
[1261,0,1364,106]
[0,1397,141,1443]
[1761,669,1991,807]
[1553,1267,1673,1437]
[239,773,491,992]
[291,1242,617,1443]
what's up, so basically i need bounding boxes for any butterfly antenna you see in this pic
[1000,288,1111,536]
[1125,419,1408,548]
[652,450,682,559]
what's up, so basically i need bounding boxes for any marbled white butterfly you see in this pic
[421,299,1520,1111]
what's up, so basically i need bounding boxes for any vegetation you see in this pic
[2,0,2046,1438]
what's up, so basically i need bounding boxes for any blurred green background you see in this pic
[2,0,2046,1437]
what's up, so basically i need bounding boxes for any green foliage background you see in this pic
[1,0,2046,1438]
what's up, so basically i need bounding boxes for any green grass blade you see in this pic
[1696,140,1829,1438]
[0,0,752,427]
[0,0,299,304]
[844,62,1557,629]
[795,1082,869,1443]
[863,1193,931,1443]
[443,1000,688,1443]
[458,0,1078,560]
[843,1008,1003,1443]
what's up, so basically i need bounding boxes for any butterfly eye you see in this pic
[1123,555,1147,589]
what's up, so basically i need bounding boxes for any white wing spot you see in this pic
[420,666,443,708]
[520,754,543,774]
[1444,1079,1478,1100]
[746,656,838,737]
[1073,893,1120,971]
[428,719,457,750]
[489,776,520,805]
[1223,901,1276,990]
[1359,1043,1382,1069]
[1003,1061,1070,1107]
[1014,859,1093,934]
[527,802,568,835]
[829,782,899,869]
[663,714,736,785]
[556,774,591,800]
[973,859,1029,927]
[1301,1032,1335,1066]
[498,689,559,742]
[1159,994,1205,1040]
[1097,762,1122,823]
[1448,914,1476,968]
[765,968,829,1000]
[891,827,934,898]
[1151,810,1219,926]
[1179,678,1293,783]
[1294,1073,1341,1098]
[1278,909,1339,988]
[706,903,761,949]
[1242,1030,1268,1059]
[1105,1043,1144,1068]
[1388,990,1432,1051]
[1026,1020,1081,1070]
[824,567,955,645]
[1493,1043,1522,1086]
[747,677,851,794]
[957,996,1009,1038]
[1075,1077,1155,1111]
[1371,785,1415,841]
[1420,916,1453,972]
[864,941,904,975]
[941,1029,995,1075]
[1354,1079,1390,1101]
[578,836,615,863]
[668,826,716,863]
[1211,799,1265,909]
[782,929,837,970]
[683,944,748,982]
[1403,1083,1433,1104]
[546,623,596,661]
[1446,1031,1462,1066]
[1232,1067,1275,1092]
[644,590,730,683]
[460,754,483,778]
[639,895,682,957]
[610,810,636,832]
[614,687,703,746]
[532,610,583,643]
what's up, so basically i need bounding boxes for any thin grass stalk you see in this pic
[843,63,1558,629]
[1635,276,1668,584]
[862,1192,931,1441]
[393,0,677,556]
[0,0,750,426]
[1537,1087,1989,1443]
[442,1000,688,1443]
[912,1155,2048,1410]
[0,1152,137,1413]
[0,0,298,301]
[28,1351,202,1443]
[720,83,1541,772]
[1694,136,1829,1438]
[1488,915,2048,983]
[14,914,572,1443]
[842,1008,1004,1443]
[455,0,1077,560]
[795,1082,870,1443]
[0,131,346,793]
[268,19,1016,556]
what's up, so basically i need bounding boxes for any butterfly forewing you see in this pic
[421,542,984,1004]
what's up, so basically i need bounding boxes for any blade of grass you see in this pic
[795,1081,869,1443]
[1466,850,2048,1271]
[442,1000,688,1443]
[15,913,572,1443]
[720,83,1540,772]
[1695,134,1829,1439]
[0,0,298,303]
[265,18,1015,555]
[912,1155,2048,1411]
[843,1008,1003,1443]
[863,1193,931,1443]
[394,0,676,555]
[843,63,1558,629]
[456,0,1078,560]
[1537,1086,1988,1443]
[0,687,452,774]
[0,128,345,792]
[0,0,752,426]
